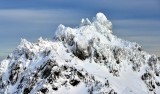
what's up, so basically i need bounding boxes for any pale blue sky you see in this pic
[0,0,160,60]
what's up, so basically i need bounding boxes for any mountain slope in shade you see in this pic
[0,13,160,94]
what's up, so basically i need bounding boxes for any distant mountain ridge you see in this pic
[0,12,160,94]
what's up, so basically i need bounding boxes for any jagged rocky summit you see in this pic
[0,13,160,94]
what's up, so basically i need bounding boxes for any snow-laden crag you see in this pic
[0,13,160,94]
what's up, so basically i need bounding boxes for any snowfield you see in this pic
[0,12,160,94]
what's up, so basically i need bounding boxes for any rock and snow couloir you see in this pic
[0,13,160,94]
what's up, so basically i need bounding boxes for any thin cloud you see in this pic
[112,19,160,33]
[0,9,86,24]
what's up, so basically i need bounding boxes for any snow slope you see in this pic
[0,12,160,94]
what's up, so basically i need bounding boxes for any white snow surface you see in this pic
[0,12,160,94]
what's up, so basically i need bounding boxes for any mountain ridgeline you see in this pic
[0,13,160,94]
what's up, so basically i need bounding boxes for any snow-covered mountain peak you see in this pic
[0,13,160,94]
[80,18,91,26]
[55,12,112,40]
[95,12,112,31]
[19,39,32,48]
[96,12,109,25]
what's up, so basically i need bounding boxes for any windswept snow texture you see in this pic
[0,12,160,94]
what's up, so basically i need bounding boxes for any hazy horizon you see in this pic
[0,0,160,61]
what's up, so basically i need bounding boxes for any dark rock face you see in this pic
[23,88,31,94]
[42,66,52,79]
[70,79,80,86]
[25,51,34,60]
[77,71,85,79]
[141,73,152,80]
[52,86,58,91]
[40,88,49,94]
[72,43,91,60]
[141,72,160,92]
[9,64,21,85]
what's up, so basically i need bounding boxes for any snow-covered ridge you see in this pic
[55,13,140,50]
[0,12,160,94]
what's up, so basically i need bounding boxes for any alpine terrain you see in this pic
[0,13,160,94]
